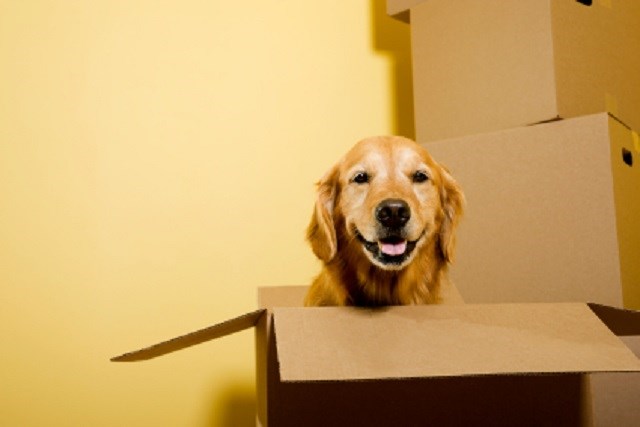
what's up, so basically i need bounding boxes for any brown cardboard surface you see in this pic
[273,303,640,382]
[391,0,640,141]
[591,371,640,427]
[257,285,307,309]
[410,0,557,141]
[256,284,458,426]
[621,336,640,359]
[591,336,640,427]
[112,286,640,426]
[552,0,640,138]
[588,305,640,426]
[608,117,640,309]
[426,113,640,309]
[255,285,305,426]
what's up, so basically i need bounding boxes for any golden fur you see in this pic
[304,136,464,306]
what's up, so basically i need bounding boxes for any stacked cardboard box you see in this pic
[386,0,640,309]
[389,0,640,143]
[386,0,640,424]
[427,113,640,308]
[113,2,640,425]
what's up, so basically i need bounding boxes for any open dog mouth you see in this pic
[354,229,422,267]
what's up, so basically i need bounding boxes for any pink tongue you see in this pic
[380,240,407,256]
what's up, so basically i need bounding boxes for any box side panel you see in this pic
[411,0,558,142]
[590,321,640,425]
[588,303,640,336]
[270,375,591,427]
[587,305,640,425]
[426,114,623,306]
[622,336,640,359]
[256,312,285,427]
[255,314,268,427]
[265,314,287,427]
[552,0,640,133]
[608,117,640,309]
[591,371,640,427]
[551,0,613,121]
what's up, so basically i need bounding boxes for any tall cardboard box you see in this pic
[426,113,640,309]
[113,286,640,427]
[388,0,640,141]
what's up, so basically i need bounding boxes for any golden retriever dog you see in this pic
[304,136,464,306]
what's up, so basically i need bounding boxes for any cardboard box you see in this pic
[425,113,640,309]
[388,0,640,141]
[113,286,640,426]
[588,304,640,426]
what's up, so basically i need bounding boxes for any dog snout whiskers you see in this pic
[375,199,410,229]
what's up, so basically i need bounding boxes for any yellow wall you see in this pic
[0,1,412,425]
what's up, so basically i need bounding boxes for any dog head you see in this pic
[307,136,464,271]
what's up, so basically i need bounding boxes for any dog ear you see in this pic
[306,165,339,262]
[438,166,465,263]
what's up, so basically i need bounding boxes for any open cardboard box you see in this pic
[387,0,640,141]
[113,284,640,426]
[426,113,640,310]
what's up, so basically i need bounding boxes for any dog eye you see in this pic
[352,172,369,184]
[413,171,429,183]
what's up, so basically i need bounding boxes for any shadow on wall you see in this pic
[370,0,415,140]
[209,380,256,427]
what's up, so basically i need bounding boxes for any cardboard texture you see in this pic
[587,305,640,427]
[113,286,640,426]
[273,303,638,382]
[591,349,640,427]
[387,0,640,141]
[426,113,640,310]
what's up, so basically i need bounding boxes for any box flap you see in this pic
[273,303,640,382]
[111,309,264,362]
[588,303,640,336]
[440,277,465,304]
[258,285,307,309]
[386,0,424,22]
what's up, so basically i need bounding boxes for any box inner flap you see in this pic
[274,303,640,382]
[111,309,264,362]
[588,303,640,336]
[258,285,308,309]
[386,0,423,21]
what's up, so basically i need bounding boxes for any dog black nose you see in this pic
[376,199,410,228]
